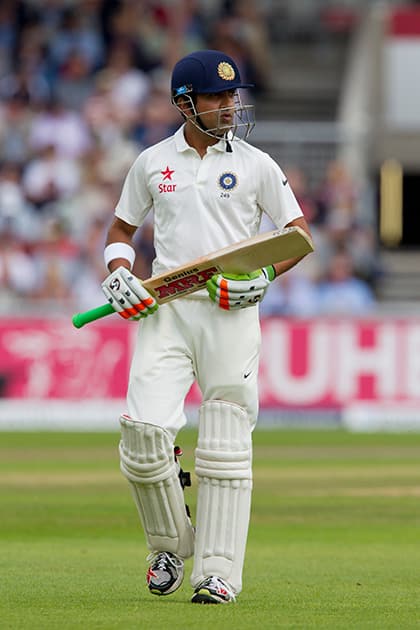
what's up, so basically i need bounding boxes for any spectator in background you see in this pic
[315,159,357,229]
[28,97,92,159]
[0,161,40,239]
[31,216,81,305]
[47,6,105,81]
[83,71,123,145]
[347,223,382,287]
[317,249,375,316]
[106,1,157,66]
[0,96,33,165]
[0,62,50,108]
[22,144,81,211]
[93,39,151,128]
[56,146,117,237]
[98,0,208,105]
[54,49,95,110]
[259,268,322,318]
[132,86,180,147]
[0,218,40,306]
[0,1,16,76]
[315,159,382,289]
[6,14,52,105]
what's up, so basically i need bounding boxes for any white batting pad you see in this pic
[119,415,194,559]
[191,400,252,594]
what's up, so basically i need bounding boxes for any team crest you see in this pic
[217,62,235,81]
[218,172,237,190]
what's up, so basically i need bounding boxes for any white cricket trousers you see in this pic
[126,297,261,438]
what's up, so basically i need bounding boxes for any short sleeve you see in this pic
[115,152,153,227]
[256,152,303,228]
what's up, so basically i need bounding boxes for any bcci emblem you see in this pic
[217,62,235,81]
[218,172,237,190]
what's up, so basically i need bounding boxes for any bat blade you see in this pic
[146,226,313,303]
[72,226,313,327]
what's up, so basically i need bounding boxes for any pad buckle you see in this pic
[174,446,192,517]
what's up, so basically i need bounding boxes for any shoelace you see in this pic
[147,552,183,571]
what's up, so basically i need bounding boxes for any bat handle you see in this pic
[72,303,115,328]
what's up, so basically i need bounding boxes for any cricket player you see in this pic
[101,49,311,604]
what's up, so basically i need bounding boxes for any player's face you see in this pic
[173,88,254,141]
[195,90,236,135]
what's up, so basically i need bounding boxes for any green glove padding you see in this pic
[206,265,275,310]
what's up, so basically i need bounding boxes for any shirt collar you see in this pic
[174,124,190,152]
[174,124,232,154]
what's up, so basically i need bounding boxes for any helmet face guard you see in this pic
[171,50,255,141]
[171,89,255,141]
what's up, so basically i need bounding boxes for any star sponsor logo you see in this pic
[159,165,176,193]
[161,166,174,180]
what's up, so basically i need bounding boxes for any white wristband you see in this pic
[104,242,136,270]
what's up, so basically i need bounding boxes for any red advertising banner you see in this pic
[0,318,131,399]
[388,6,420,36]
[1,317,420,409]
[259,318,420,408]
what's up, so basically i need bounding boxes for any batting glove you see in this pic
[206,265,276,310]
[101,266,158,320]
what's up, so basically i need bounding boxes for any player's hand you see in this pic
[206,266,276,310]
[101,266,158,320]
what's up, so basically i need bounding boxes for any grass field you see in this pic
[1,429,420,630]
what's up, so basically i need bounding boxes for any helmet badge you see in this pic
[217,62,236,81]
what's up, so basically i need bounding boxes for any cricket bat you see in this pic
[72,225,313,328]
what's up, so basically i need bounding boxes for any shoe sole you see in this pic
[191,589,231,604]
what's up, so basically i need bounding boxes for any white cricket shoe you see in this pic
[191,576,236,604]
[146,551,184,596]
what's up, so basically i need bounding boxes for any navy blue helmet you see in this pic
[170,49,255,141]
[171,50,253,98]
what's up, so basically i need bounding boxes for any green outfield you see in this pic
[1,429,420,630]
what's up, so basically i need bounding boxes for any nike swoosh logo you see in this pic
[244,371,252,379]
[282,178,288,186]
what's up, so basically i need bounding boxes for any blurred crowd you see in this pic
[259,160,380,317]
[0,0,379,317]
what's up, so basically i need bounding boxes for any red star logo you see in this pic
[161,166,175,181]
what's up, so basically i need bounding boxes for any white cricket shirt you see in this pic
[115,124,303,276]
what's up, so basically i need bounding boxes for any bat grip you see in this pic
[72,303,115,328]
